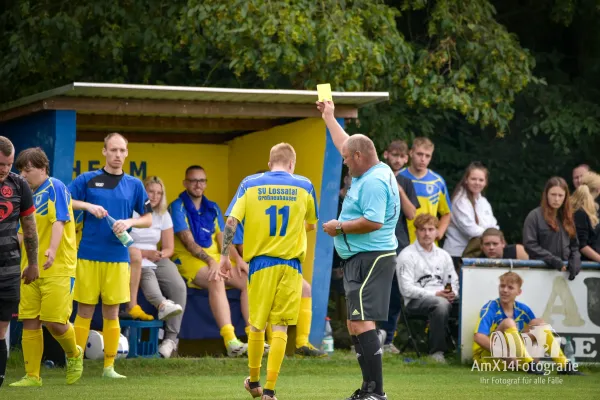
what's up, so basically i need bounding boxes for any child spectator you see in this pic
[472,271,581,375]
[523,177,581,280]
[130,176,186,358]
[570,171,600,262]
[443,162,498,269]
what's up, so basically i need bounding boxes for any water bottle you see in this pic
[322,317,334,355]
[564,336,576,364]
[106,215,134,247]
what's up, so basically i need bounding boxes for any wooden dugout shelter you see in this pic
[0,82,389,345]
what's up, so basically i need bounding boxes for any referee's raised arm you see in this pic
[316,100,349,153]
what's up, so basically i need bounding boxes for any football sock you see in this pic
[357,329,384,396]
[545,328,568,366]
[295,298,311,348]
[351,335,369,385]
[22,329,43,379]
[74,315,92,349]
[248,330,264,382]
[51,324,79,358]
[265,331,287,391]
[220,324,237,346]
[505,327,533,365]
[0,339,6,388]
[245,325,250,337]
[103,319,121,369]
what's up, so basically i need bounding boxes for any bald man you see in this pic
[317,100,399,400]
[573,164,590,189]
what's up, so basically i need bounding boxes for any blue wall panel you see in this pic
[0,110,76,184]
[309,118,343,346]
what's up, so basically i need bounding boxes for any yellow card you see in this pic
[317,83,333,102]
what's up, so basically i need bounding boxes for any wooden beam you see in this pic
[0,101,48,122]
[76,130,247,144]
[76,114,284,133]
[45,96,358,119]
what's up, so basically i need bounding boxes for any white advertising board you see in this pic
[460,267,600,363]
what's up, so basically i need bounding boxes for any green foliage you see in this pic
[181,0,412,92]
[400,0,541,135]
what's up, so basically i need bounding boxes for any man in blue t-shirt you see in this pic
[318,100,400,400]
[68,133,152,379]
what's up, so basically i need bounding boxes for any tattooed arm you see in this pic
[20,214,39,284]
[220,217,239,257]
[176,229,216,265]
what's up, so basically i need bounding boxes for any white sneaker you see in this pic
[158,300,183,321]
[159,339,177,359]
[430,351,446,363]
[383,343,400,354]
[264,342,270,355]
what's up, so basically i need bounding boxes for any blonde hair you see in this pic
[499,271,523,288]
[144,176,168,215]
[411,137,435,151]
[571,171,600,227]
[269,143,296,165]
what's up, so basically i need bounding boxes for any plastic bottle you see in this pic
[322,317,334,355]
[106,215,134,247]
[564,336,576,364]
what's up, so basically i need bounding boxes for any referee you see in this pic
[0,136,39,388]
[317,101,400,400]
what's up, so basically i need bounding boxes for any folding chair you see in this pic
[398,296,458,358]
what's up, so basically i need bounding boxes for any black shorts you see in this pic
[0,298,19,322]
[0,275,20,321]
[342,250,397,322]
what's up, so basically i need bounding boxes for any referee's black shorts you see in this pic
[342,250,397,322]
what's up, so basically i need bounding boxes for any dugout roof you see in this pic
[0,83,389,144]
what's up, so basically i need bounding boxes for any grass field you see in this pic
[2,351,599,399]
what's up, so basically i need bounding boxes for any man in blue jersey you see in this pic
[399,137,452,244]
[69,133,152,378]
[318,101,400,400]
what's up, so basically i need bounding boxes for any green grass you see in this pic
[2,351,599,399]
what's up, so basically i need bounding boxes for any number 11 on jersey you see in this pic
[265,205,289,236]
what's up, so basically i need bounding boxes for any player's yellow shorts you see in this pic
[19,276,75,324]
[248,261,302,330]
[74,259,130,305]
[172,252,221,289]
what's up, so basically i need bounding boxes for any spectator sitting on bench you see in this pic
[169,165,249,357]
[472,271,582,375]
[523,177,581,281]
[397,214,459,364]
[479,228,529,260]
[129,176,186,359]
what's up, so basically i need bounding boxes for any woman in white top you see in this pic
[130,176,186,358]
[443,162,498,263]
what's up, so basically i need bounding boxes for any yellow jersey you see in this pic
[226,171,318,263]
[19,177,77,278]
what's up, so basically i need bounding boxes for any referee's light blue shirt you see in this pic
[335,162,400,259]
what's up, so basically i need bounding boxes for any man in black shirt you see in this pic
[0,136,39,388]
[379,140,420,353]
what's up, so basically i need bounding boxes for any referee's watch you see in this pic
[335,222,344,236]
